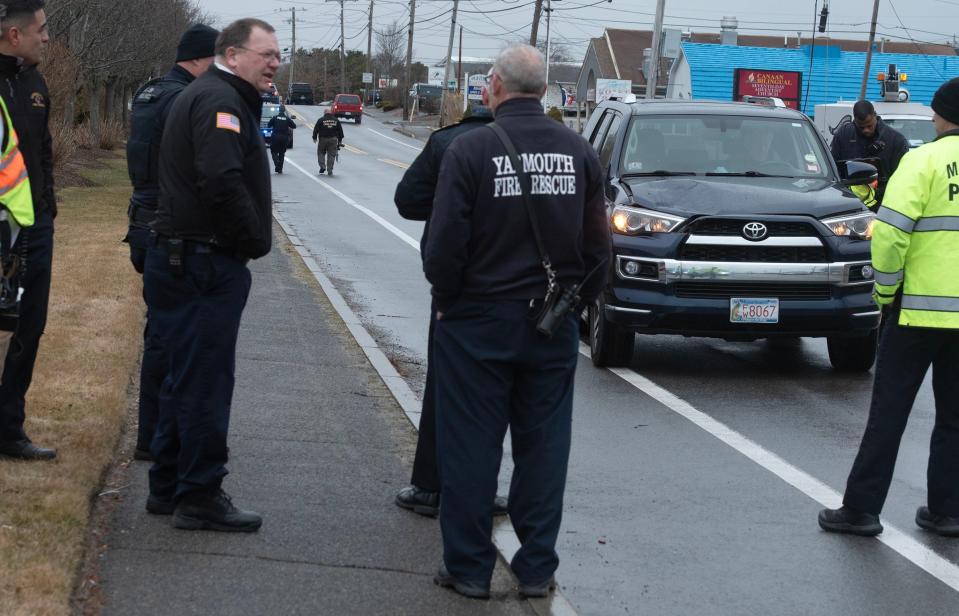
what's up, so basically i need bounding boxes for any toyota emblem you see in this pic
[742,222,768,241]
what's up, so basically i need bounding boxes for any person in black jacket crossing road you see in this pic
[425,45,610,599]
[0,0,58,461]
[267,105,295,173]
[312,110,343,175]
[145,18,278,533]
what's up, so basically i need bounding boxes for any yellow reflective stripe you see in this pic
[872,269,903,286]
[902,295,959,312]
[913,216,959,232]
[876,206,916,233]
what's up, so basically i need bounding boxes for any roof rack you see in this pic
[741,95,787,108]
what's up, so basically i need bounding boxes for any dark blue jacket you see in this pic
[830,116,909,202]
[424,98,611,311]
[127,64,195,217]
[394,107,492,255]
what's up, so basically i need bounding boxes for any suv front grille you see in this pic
[683,219,819,237]
[674,282,832,300]
[680,245,827,263]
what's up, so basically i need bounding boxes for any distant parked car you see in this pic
[261,83,280,104]
[331,93,363,124]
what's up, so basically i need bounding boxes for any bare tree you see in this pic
[375,20,405,81]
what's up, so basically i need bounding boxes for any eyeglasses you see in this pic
[235,46,282,63]
[484,72,496,85]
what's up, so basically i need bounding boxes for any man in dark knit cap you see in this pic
[125,23,219,462]
[819,77,959,538]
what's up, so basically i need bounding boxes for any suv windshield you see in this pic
[338,95,361,105]
[621,115,831,178]
[260,104,281,128]
[881,117,936,148]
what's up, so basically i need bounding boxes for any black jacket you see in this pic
[830,117,909,202]
[312,114,343,141]
[0,55,55,218]
[153,66,272,259]
[267,113,296,139]
[127,64,195,211]
[394,107,492,255]
[424,98,611,311]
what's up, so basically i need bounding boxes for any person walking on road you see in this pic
[125,24,218,462]
[267,105,295,173]
[393,75,508,519]
[819,77,959,538]
[145,18,277,532]
[0,0,58,462]
[424,45,611,599]
[312,110,342,175]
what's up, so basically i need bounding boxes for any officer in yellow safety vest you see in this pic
[0,94,33,382]
[819,77,959,538]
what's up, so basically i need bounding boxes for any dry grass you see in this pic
[0,155,143,616]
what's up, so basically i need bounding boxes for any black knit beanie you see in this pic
[176,24,219,62]
[932,77,959,126]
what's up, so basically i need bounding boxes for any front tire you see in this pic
[827,330,878,372]
[356,116,362,124]
[589,297,635,367]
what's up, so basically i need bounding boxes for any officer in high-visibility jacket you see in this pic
[819,77,959,538]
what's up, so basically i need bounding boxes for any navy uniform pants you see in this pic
[126,225,165,452]
[434,300,578,586]
[0,212,53,443]
[844,310,959,516]
[409,303,440,492]
[143,242,251,501]
[270,143,288,172]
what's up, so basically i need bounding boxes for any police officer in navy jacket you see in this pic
[425,44,610,599]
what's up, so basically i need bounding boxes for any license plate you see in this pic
[344,112,352,116]
[730,298,779,324]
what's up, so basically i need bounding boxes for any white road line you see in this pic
[578,343,959,594]
[365,127,424,151]
[273,206,578,616]
[284,157,420,252]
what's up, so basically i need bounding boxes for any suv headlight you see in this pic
[611,204,686,235]
[822,212,876,240]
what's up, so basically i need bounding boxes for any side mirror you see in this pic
[839,160,878,187]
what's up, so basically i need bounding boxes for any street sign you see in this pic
[362,72,372,84]
[596,78,632,102]
[378,78,387,88]
[447,79,457,90]
[467,74,486,101]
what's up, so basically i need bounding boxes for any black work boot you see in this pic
[395,485,439,517]
[0,439,56,460]
[518,576,557,598]
[434,565,490,600]
[916,506,959,537]
[146,494,175,515]
[173,489,262,532]
[818,506,883,536]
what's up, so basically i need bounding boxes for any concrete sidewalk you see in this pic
[96,226,535,615]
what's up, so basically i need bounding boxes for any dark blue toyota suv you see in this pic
[583,98,881,371]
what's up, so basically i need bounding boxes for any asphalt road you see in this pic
[279,105,959,615]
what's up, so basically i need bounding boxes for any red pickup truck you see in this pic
[331,94,363,124]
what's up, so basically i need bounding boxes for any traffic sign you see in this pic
[362,72,372,84]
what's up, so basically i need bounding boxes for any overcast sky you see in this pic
[195,0,959,65]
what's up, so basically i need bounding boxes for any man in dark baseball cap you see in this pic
[124,23,219,463]
[931,76,959,127]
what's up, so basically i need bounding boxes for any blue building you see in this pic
[667,42,959,116]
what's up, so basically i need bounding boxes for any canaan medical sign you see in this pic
[733,69,803,109]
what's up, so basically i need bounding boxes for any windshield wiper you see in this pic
[621,170,697,177]
[706,171,795,178]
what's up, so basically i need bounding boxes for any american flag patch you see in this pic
[215,112,241,134]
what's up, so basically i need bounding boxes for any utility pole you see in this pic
[860,0,880,99]
[340,0,346,92]
[367,0,374,76]
[439,0,460,127]
[544,0,552,111]
[291,7,297,86]
[529,0,544,46]
[457,25,463,88]
[645,0,665,99]
[404,0,416,117]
